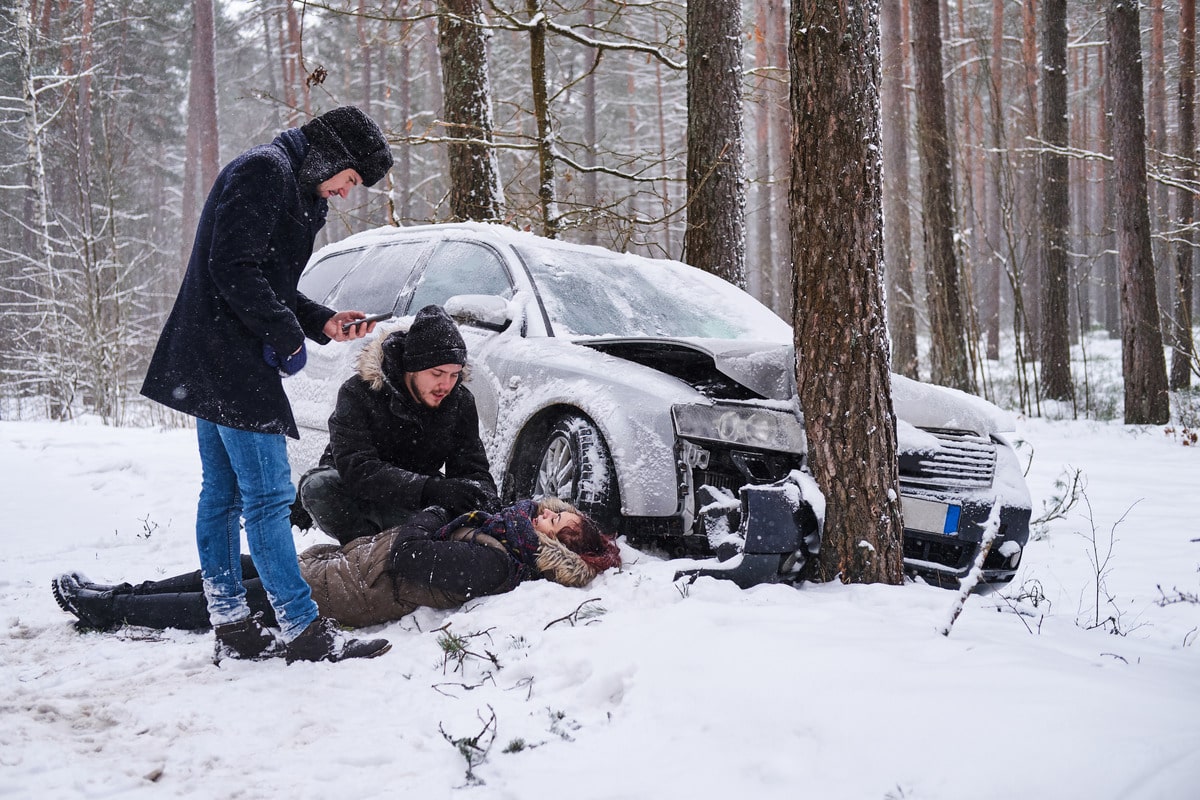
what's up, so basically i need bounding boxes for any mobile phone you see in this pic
[342,311,394,332]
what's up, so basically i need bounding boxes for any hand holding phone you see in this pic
[341,311,394,333]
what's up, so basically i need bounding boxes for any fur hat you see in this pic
[298,106,393,189]
[381,305,467,378]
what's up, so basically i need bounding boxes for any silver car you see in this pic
[286,222,1032,588]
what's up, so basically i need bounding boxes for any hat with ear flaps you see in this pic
[298,105,393,189]
[381,305,468,381]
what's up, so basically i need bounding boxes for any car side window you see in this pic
[325,240,432,314]
[405,240,513,312]
[300,249,367,305]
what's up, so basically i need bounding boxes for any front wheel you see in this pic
[527,414,620,532]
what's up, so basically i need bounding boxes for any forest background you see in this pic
[1,0,1198,433]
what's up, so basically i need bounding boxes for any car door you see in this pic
[401,238,519,449]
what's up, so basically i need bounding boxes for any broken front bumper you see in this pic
[674,475,822,589]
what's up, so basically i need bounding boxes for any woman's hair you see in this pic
[535,498,622,571]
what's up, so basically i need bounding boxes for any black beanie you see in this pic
[298,106,393,189]
[382,305,467,378]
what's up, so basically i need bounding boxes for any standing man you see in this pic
[142,106,394,665]
[299,305,500,546]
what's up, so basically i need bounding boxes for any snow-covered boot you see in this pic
[67,571,134,595]
[284,616,391,664]
[50,574,120,631]
[213,612,285,664]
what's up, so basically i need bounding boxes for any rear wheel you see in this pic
[527,414,620,532]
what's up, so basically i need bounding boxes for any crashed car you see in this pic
[285,222,1032,589]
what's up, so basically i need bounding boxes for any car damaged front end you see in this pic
[585,337,1032,590]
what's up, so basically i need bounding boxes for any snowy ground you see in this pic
[1,412,1198,799]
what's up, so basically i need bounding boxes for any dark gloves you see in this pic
[420,478,499,516]
[263,342,307,376]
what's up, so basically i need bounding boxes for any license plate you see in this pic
[901,496,961,535]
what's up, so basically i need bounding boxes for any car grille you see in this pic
[898,428,996,491]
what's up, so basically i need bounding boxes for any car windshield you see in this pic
[518,244,791,341]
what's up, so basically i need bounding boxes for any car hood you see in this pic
[575,337,1015,436]
[574,336,796,401]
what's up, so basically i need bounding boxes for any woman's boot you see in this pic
[51,574,121,631]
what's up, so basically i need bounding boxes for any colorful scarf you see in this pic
[434,499,542,589]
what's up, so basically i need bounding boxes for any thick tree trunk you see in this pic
[911,0,973,392]
[1038,0,1073,401]
[1172,0,1197,389]
[1106,0,1171,425]
[790,0,904,585]
[881,0,919,380]
[438,0,504,222]
[685,0,747,289]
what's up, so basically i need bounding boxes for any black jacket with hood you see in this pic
[319,331,498,510]
[141,106,392,437]
[141,128,334,437]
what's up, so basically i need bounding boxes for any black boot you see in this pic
[213,612,285,664]
[51,574,120,631]
[285,617,390,665]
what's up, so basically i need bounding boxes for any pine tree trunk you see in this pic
[438,0,504,222]
[984,0,1004,362]
[181,0,220,271]
[1020,0,1041,343]
[911,0,973,392]
[685,0,747,288]
[1038,0,1073,401]
[790,0,904,585]
[1172,0,1197,390]
[881,0,919,380]
[1106,0,1171,425]
[525,0,558,238]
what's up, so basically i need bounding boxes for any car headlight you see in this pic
[672,404,807,454]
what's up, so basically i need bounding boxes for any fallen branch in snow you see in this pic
[436,626,500,674]
[543,597,604,630]
[440,705,497,786]
[939,503,1003,637]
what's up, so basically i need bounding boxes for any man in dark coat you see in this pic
[141,106,395,665]
[299,304,501,546]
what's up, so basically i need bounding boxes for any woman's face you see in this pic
[533,508,582,539]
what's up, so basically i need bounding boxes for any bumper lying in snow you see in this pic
[674,477,822,589]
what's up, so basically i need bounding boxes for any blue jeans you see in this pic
[195,420,318,640]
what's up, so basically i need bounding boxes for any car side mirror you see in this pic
[444,294,512,332]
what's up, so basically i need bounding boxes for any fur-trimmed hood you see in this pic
[352,329,471,393]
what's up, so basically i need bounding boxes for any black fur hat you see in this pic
[298,106,393,189]
[382,305,467,378]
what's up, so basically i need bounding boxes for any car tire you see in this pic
[528,414,620,532]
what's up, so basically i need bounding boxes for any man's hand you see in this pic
[264,342,307,376]
[421,478,500,517]
[326,310,381,342]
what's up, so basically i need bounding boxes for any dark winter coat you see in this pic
[319,333,497,509]
[141,128,335,437]
[299,507,599,628]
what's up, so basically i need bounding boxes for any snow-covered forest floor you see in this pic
[1,335,1198,799]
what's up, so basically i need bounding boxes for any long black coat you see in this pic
[141,128,334,437]
[319,334,498,510]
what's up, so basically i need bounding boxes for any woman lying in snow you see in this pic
[52,498,622,633]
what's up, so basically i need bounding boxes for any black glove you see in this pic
[263,342,307,376]
[421,478,498,516]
